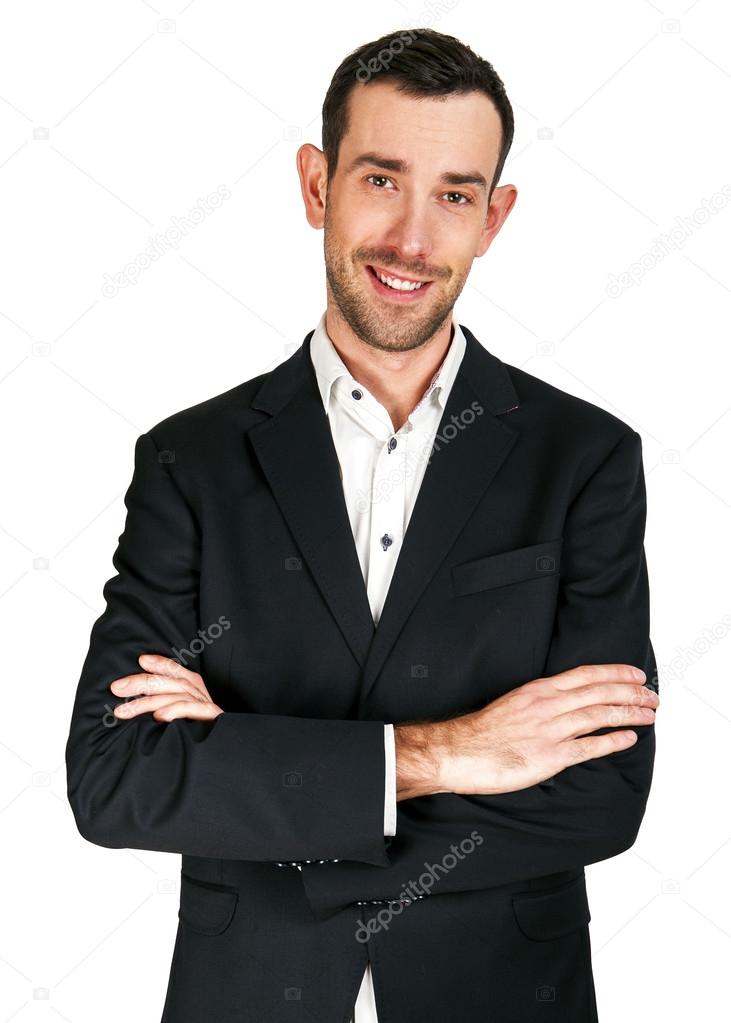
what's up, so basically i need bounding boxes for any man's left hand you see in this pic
[110,653,224,722]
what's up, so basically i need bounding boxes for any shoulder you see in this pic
[509,361,633,434]
[460,324,638,455]
[494,359,644,495]
[140,370,270,455]
[501,359,639,457]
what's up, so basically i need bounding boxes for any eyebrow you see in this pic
[346,152,488,192]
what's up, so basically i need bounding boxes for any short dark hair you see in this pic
[321,28,514,201]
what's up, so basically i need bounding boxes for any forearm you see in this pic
[301,694,656,919]
[66,706,391,864]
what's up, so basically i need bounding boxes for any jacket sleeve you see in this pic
[299,428,658,917]
[65,431,390,866]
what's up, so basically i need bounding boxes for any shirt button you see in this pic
[351,388,362,400]
[380,533,393,551]
[388,437,397,452]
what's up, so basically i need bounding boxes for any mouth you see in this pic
[365,264,434,302]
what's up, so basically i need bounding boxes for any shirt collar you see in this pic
[309,309,466,419]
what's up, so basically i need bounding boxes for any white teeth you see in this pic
[374,269,426,291]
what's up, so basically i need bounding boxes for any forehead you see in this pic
[341,80,502,170]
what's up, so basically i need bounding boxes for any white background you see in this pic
[1,1,728,1020]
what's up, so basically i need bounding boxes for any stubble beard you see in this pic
[323,207,470,354]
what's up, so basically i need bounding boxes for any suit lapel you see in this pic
[248,336,377,668]
[355,327,521,710]
[248,324,521,701]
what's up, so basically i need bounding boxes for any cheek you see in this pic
[332,192,390,234]
[441,254,472,293]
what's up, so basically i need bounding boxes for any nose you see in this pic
[380,199,433,271]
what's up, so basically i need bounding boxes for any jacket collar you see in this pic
[252,321,519,418]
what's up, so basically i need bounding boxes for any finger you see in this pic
[110,672,203,700]
[138,653,205,692]
[547,664,646,690]
[556,682,659,715]
[562,729,640,767]
[551,702,655,739]
[153,700,223,722]
[113,693,188,719]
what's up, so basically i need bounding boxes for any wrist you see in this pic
[394,720,453,800]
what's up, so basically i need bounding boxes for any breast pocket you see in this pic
[451,537,563,598]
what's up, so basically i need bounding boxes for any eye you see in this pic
[365,174,395,190]
[364,176,474,206]
[443,192,473,205]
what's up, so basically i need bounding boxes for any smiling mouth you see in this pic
[366,264,434,294]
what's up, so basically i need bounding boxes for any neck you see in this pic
[324,304,454,432]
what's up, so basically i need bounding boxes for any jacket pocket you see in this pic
[178,873,239,936]
[451,537,562,597]
[511,874,591,941]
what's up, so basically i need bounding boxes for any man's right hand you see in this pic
[394,664,659,800]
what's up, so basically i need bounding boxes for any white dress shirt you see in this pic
[308,309,467,1023]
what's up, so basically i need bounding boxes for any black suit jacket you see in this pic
[65,323,657,1022]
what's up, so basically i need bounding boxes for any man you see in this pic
[65,28,659,1023]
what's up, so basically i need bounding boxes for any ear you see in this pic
[296,143,329,229]
[475,183,518,258]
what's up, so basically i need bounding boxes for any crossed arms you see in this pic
[65,427,658,916]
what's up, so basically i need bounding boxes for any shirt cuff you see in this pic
[383,723,397,836]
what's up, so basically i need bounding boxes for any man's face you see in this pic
[321,81,506,353]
